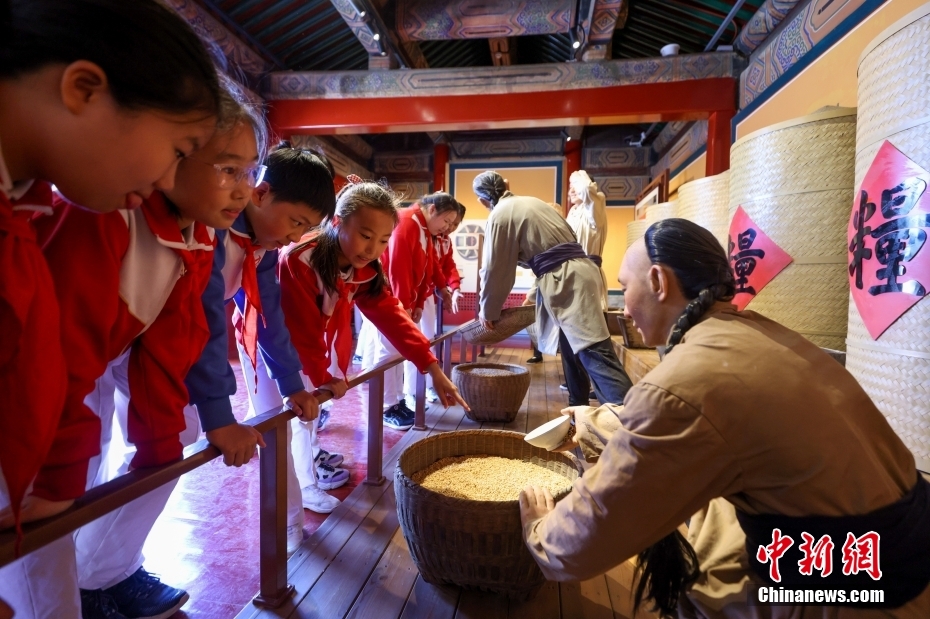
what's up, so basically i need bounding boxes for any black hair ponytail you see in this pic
[1,0,219,118]
[634,530,701,616]
[628,218,736,615]
[419,192,459,215]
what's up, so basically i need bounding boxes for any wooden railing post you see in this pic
[413,371,427,431]
[253,415,294,608]
[365,373,385,485]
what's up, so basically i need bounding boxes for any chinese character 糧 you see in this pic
[729,228,765,295]
[866,178,930,296]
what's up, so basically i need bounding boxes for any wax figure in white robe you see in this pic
[565,170,608,310]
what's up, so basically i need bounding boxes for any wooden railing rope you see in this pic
[0,324,468,608]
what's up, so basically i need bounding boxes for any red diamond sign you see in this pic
[848,141,930,340]
[728,206,794,311]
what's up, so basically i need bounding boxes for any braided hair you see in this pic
[645,218,736,354]
[631,218,735,616]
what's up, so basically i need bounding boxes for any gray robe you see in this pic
[478,192,609,355]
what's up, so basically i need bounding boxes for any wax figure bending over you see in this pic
[472,170,632,408]
[519,218,930,618]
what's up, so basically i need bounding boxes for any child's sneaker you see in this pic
[315,462,349,490]
[425,387,439,403]
[103,567,188,619]
[316,407,331,431]
[313,448,344,468]
[286,522,304,557]
[383,403,415,431]
[302,485,341,513]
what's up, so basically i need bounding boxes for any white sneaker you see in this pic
[286,522,304,556]
[302,484,341,514]
[425,387,439,403]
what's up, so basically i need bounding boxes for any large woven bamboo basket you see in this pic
[395,430,583,600]
[626,219,649,250]
[645,200,679,224]
[677,171,730,251]
[452,363,530,423]
[460,305,535,345]
[729,107,856,352]
[847,5,930,473]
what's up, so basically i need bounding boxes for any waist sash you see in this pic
[526,242,598,278]
[736,476,930,608]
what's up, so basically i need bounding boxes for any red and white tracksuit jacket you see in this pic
[0,178,70,520]
[40,192,215,477]
[278,238,437,388]
[428,233,462,297]
[380,205,436,312]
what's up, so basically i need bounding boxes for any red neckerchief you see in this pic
[303,239,377,379]
[227,229,265,387]
[0,180,66,547]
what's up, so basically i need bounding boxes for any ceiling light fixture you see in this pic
[373,33,380,41]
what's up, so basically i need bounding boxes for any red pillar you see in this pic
[433,143,449,193]
[564,139,582,217]
[706,109,735,176]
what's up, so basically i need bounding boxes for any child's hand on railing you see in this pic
[426,363,470,411]
[284,390,320,421]
[0,495,75,530]
[320,379,348,399]
[206,422,265,467]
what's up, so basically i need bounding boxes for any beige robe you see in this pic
[566,191,609,309]
[524,303,929,617]
[479,192,609,355]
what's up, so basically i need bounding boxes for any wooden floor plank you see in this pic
[454,590,508,619]
[559,576,615,619]
[399,576,461,619]
[344,529,419,619]
[292,483,401,618]
[508,580,560,619]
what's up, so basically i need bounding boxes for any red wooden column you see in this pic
[434,143,449,192]
[706,109,735,176]
[564,138,581,216]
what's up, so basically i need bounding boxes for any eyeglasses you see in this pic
[189,158,267,189]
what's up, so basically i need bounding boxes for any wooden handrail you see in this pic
[0,325,469,568]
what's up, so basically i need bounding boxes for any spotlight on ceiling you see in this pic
[373,33,381,41]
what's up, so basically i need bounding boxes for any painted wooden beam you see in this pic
[269,78,736,135]
[396,0,575,40]
[582,0,625,61]
[706,109,734,175]
[489,37,515,66]
[329,0,427,69]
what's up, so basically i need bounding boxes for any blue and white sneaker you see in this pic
[313,448,344,468]
[104,567,188,619]
[383,402,415,431]
[80,589,129,619]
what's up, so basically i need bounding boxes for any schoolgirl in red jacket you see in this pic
[416,203,466,403]
[40,86,265,619]
[279,180,468,435]
[359,192,462,430]
[0,2,221,617]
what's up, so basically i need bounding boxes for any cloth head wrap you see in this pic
[472,171,507,207]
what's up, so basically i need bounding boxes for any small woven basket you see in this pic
[395,430,583,600]
[459,305,535,345]
[452,363,530,423]
[626,219,649,250]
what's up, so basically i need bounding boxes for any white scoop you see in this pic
[524,416,572,451]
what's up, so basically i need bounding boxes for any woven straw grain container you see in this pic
[677,170,730,251]
[645,200,679,224]
[626,219,649,250]
[728,108,856,352]
[847,5,930,472]
[395,430,583,600]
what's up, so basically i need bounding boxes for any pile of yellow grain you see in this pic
[411,455,571,501]
[461,367,511,378]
